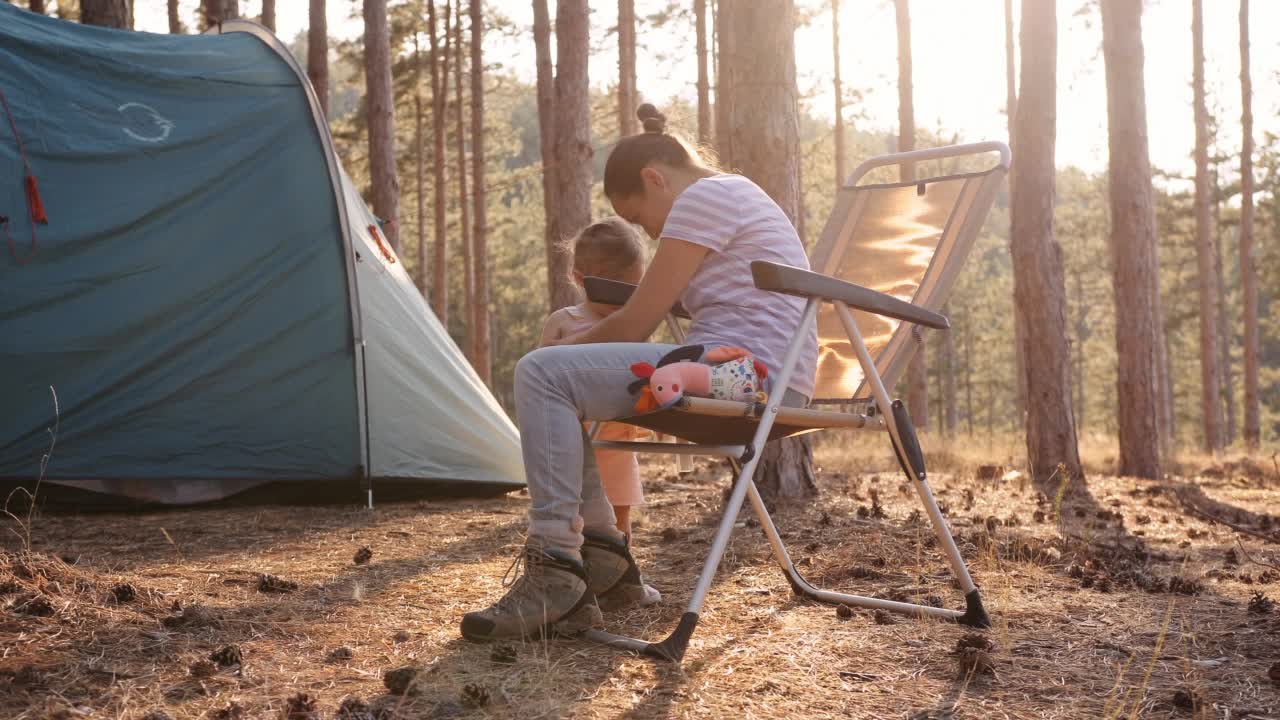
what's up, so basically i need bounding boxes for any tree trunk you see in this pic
[1073,267,1085,430]
[364,0,400,252]
[533,0,572,312]
[1213,170,1235,445]
[81,0,128,27]
[470,0,490,384]
[308,0,329,116]
[555,0,593,286]
[713,0,729,160]
[261,0,274,31]
[166,0,181,31]
[414,31,426,293]
[1010,0,1084,486]
[428,0,451,319]
[717,0,801,223]
[617,0,638,137]
[892,0,926,430]
[1239,0,1259,451]
[1004,0,1017,132]
[893,0,915,181]
[718,0,814,500]
[1191,0,1223,453]
[1154,258,1175,457]
[453,0,474,358]
[942,304,957,435]
[695,0,711,147]
[964,314,974,435]
[831,0,844,186]
[1005,0,1029,427]
[1100,0,1162,480]
[203,0,238,24]
[1158,301,1175,448]
[29,0,47,15]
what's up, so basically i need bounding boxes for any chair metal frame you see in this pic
[581,142,1010,662]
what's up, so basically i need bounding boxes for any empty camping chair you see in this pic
[581,142,1011,661]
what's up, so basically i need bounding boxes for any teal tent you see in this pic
[0,5,524,504]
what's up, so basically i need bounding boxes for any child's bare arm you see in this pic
[539,309,571,348]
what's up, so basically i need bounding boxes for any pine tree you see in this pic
[554,0,593,286]
[695,0,711,146]
[1010,0,1084,485]
[831,0,845,186]
[412,9,426,293]
[893,0,927,430]
[1005,0,1028,425]
[1238,0,1260,450]
[428,0,451,321]
[717,0,814,499]
[452,0,475,358]
[1191,0,1224,452]
[1100,0,1162,479]
[261,0,274,31]
[470,0,491,383]
[617,0,638,137]
[167,0,182,32]
[364,0,401,251]
[309,0,329,116]
[81,0,128,27]
[533,0,573,311]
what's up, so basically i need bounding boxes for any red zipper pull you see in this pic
[25,174,47,224]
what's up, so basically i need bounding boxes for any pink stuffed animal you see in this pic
[629,345,769,413]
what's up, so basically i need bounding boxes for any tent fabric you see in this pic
[0,5,524,503]
[344,169,522,483]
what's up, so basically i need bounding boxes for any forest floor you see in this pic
[2,437,1279,720]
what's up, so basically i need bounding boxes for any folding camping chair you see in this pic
[580,141,1011,662]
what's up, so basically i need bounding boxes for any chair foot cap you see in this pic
[957,588,991,628]
[642,612,699,662]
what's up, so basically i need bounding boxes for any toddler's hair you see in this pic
[568,217,646,281]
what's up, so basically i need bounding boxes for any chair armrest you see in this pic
[582,277,691,319]
[750,261,950,330]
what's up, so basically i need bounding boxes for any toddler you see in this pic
[539,217,661,607]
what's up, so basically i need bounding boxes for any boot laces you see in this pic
[493,547,546,614]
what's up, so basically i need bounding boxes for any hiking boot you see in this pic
[460,545,602,641]
[581,530,663,612]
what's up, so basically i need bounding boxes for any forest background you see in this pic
[25,0,1280,457]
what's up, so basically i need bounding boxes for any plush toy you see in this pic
[629,345,769,413]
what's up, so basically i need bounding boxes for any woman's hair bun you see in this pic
[636,103,665,134]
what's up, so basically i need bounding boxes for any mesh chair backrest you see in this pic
[807,145,1008,403]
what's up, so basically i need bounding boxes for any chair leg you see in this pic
[740,472,979,624]
[735,455,990,627]
[828,300,990,627]
[579,451,764,661]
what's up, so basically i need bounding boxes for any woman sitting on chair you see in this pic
[461,104,819,642]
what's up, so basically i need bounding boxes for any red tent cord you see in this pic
[368,224,397,264]
[1,86,45,265]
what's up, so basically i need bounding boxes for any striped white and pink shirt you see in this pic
[660,174,818,399]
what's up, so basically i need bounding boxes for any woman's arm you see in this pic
[554,237,710,345]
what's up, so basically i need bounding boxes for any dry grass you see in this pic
[2,441,1278,719]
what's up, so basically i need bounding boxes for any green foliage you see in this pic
[328,1,1276,451]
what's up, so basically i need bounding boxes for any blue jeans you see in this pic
[515,342,804,551]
